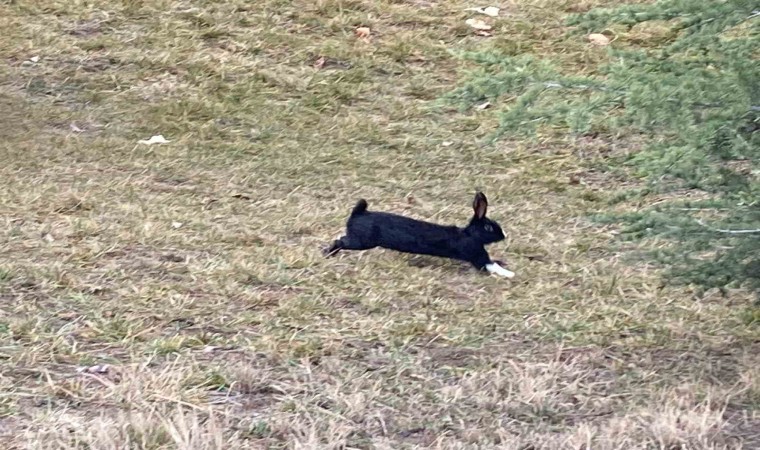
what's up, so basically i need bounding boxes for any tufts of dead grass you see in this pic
[1,0,757,448]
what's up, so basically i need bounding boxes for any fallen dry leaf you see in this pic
[78,364,109,374]
[465,6,500,17]
[138,134,170,145]
[355,27,371,42]
[465,18,492,31]
[313,56,326,69]
[588,33,610,46]
[57,312,79,320]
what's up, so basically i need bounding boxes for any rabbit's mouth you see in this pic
[486,234,506,244]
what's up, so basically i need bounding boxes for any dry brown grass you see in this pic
[1,0,758,448]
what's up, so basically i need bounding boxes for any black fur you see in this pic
[325,192,505,271]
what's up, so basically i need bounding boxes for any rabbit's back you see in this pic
[348,211,463,257]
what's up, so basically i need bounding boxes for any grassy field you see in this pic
[1,0,757,448]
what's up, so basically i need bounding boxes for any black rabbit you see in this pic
[324,192,515,278]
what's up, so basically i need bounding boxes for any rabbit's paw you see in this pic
[486,262,515,278]
[323,242,341,257]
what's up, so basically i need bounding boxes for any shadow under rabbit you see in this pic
[405,254,511,274]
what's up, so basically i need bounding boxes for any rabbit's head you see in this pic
[464,192,505,244]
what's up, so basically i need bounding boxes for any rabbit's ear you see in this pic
[473,192,488,219]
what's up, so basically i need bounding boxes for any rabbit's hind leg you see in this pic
[323,240,342,257]
[323,236,374,257]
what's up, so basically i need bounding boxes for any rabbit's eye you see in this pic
[485,224,493,232]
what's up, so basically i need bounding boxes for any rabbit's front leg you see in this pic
[485,262,515,278]
[469,249,515,279]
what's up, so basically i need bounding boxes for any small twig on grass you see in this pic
[695,218,760,234]
[151,393,240,420]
